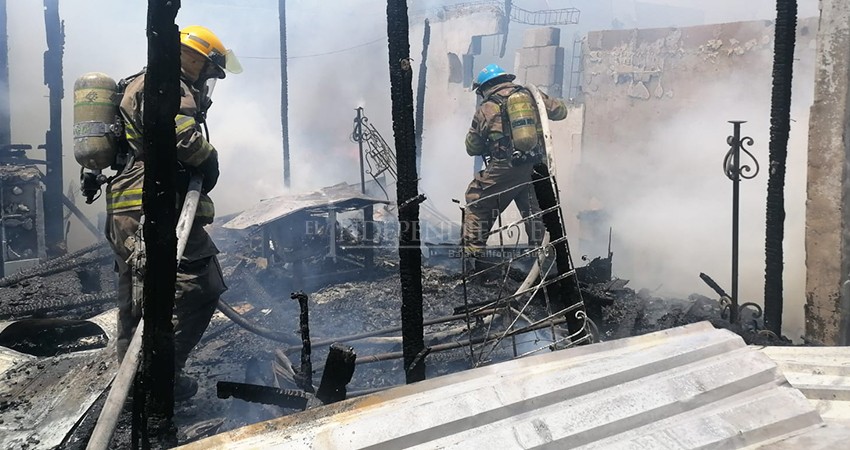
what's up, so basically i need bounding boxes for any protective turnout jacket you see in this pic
[106,73,219,224]
[465,81,567,158]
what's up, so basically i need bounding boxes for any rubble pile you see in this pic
[0,223,795,447]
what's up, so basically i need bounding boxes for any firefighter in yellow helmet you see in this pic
[105,25,241,401]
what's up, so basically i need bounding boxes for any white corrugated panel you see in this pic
[180,322,850,449]
[761,345,850,424]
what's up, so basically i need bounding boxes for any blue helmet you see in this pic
[473,64,515,91]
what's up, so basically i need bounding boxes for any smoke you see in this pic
[572,15,817,341]
[1,0,824,341]
[4,0,398,250]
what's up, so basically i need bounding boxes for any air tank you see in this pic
[505,90,539,153]
[73,72,119,170]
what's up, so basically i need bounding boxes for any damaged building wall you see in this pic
[805,0,850,345]
[577,19,817,338]
[409,6,505,224]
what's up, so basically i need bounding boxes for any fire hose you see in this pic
[87,174,201,450]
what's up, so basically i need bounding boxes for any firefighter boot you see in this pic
[175,371,199,402]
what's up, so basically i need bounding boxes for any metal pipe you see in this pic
[0,0,10,153]
[357,107,366,194]
[723,121,758,325]
[354,107,374,269]
[279,0,290,188]
[86,319,144,450]
[731,121,741,324]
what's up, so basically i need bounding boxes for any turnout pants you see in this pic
[462,158,545,251]
[106,212,227,371]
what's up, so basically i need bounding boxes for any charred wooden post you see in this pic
[764,0,797,335]
[135,0,181,446]
[292,291,314,393]
[279,0,290,188]
[387,0,426,383]
[0,0,9,153]
[414,19,430,171]
[217,381,309,410]
[316,343,356,404]
[531,163,588,344]
[42,0,65,257]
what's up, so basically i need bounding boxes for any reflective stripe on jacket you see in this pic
[106,71,218,223]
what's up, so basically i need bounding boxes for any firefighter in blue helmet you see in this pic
[463,64,568,273]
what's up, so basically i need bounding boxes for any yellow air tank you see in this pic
[73,72,119,170]
[505,89,539,153]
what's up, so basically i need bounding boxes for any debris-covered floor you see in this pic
[0,221,793,448]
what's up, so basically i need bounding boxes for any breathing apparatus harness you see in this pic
[80,70,214,204]
[482,85,543,167]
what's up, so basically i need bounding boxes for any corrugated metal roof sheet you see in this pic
[180,322,849,449]
[223,183,390,230]
[0,310,118,449]
[761,346,850,424]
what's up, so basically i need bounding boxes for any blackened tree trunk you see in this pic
[136,0,180,447]
[764,0,797,335]
[386,0,425,384]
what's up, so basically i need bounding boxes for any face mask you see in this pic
[198,77,216,114]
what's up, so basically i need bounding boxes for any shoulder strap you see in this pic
[485,86,523,141]
[116,68,145,95]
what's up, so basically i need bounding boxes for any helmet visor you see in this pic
[224,49,243,74]
[208,48,243,77]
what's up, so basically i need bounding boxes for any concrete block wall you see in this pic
[515,27,565,97]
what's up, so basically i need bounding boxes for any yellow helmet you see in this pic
[179,25,242,77]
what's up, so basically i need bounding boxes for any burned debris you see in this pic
[2,0,849,448]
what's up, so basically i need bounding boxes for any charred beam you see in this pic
[292,291,314,393]
[414,19,429,171]
[700,272,731,300]
[217,381,309,410]
[43,0,65,257]
[387,0,425,383]
[764,0,797,335]
[316,343,356,404]
[136,0,181,446]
